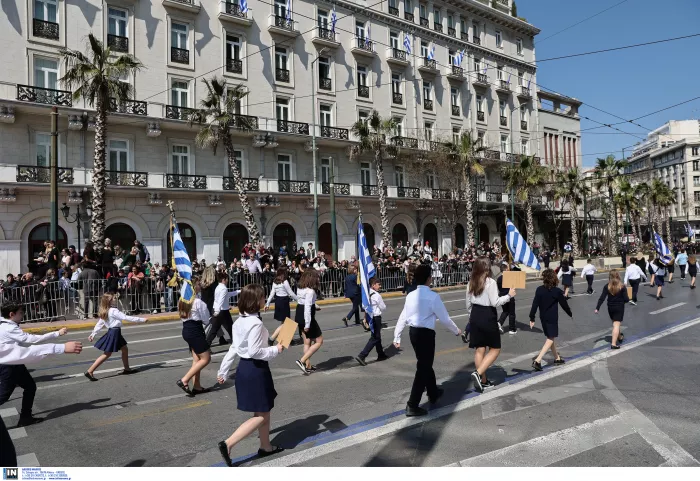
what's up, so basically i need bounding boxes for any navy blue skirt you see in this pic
[295,304,322,339]
[235,358,277,412]
[469,305,501,349]
[274,296,291,322]
[94,327,127,353]
[655,275,665,287]
[562,273,573,287]
[182,320,209,355]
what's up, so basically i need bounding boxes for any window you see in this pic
[392,73,402,94]
[404,0,412,13]
[693,147,699,156]
[477,130,485,144]
[694,176,700,187]
[420,4,427,19]
[33,57,58,90]
[228,150,243,177]
[521,107,528,123]
[476,94,484,113]
[318,56,330,81]
[495,30,502,48]
[695,192,700,202]
[518,71,524,86]
[395,166,405,187]
[696,207,700,216]
[108,139,129,172]
[426,173,435,189]
[448,15,455,29]
[521,139,529,155]
[420,41,428,58]
[500,135,509,153]
[171,80,189,107]
[171,23,188,50]
[108,8,127,37]
[275,47,288,70]
[317,9,328,28]
[171,145,189,175]
[450,87,459,107]
[460,18,466,34]
[693,160,699,171]
[277,154,292,180]
[389,0,398,9]
[320,104,332,127]
[358,110,369,124]
[448,50,456,66]
[452,127,460,144]
[35,133,51,167]
[355,21,366,39]
[423,81,432,101]
[357,65,368,87]
[472,23,480,40]
[497,66,504,81]
[516,38,523,55]
[274,0,287,18]
[321,158,330,183]
[390,31,399,49]
[474,58,481,73]
[433,8,441,24]
[361,162,371,185]
[499,99,507,118]
[226,34,241,62]
[275,97,289,120]
[393,117,403,137]
[424,121,433,141]
[34,0,58,22]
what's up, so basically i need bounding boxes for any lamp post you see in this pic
[311,48,328,252]
[61,202,92,254]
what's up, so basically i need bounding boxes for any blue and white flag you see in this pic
[285,0,291,21]
[453,50,463,66]
[403,33,411,54]
[240,0,248,14]
[427,45,435,60]
[686,222,695,239]
[526,74,532,89]
[357,222,377,333]
[507,71,512,84]
[330,6,337,33]
[366,24,371,41]
[171,216,195,303]
[653,231,673,265]
[506,218,541,270]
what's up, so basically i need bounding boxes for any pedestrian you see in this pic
[595,271,630,349]
[177,279,213,396]
[200,266,227,346]
[529,269,572,371]
[393,264,462,416]
[623,257,647,305]
[667,258,676,283]
[355,277,388,366]
[84,293,147,381]
[206,271,239,347]
[0,300,68,426]
[402,263,417,295]
[647,254,656,287]
[465,258,514,392]
[580,258,597,295]
[265,267,298,344]
[542,249,551,269]
[557,259,575,299]
[652,259,667,300]
[216,284,285,466]
[341,265,361,327]
[496,262,517,335]
[676,249,688,280]
[687,255,698,289]
[294,269,324,374]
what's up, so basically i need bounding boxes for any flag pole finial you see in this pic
[166,200,175,213]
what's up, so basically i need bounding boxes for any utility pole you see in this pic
[311,49,327,251]
[50,106,59,242]
[330,157,337,261]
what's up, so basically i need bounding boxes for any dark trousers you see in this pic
[0,416,16,467]
[206,309,233,345]
[679,264,686,278]
[586,275,594,294]
[359,316,385,358]
[0,365,36,417]
[630,278,641,302]
[84,290,98,317]
[346,296,361,324]
[498,299,516,331]
[408,327,437,408]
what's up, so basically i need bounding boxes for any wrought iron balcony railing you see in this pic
[398,186,420,198]
[226,58,243,74]
[450,66,464,77]
[390,48,407,61]
[274,15,294,30]
[278,180,310,193]
[506,153,521,163]
[276,68,290,82]
[16,165,73,184]
[389,6,399,16]
[476,73,488,83]
[404,11,414,22]
[499,80,511,91]
[461,31,469,41]
[452,105,460,116]
[420,17,429,27]
[429,141,445,151]
[361,184,387,196]
[107,34,128,52]
[424,99,433,111]
[423,58,437,69]
[392,92,403,104]
[224,2,248,18]
[223,177,260,191]
[321,126,349,140]
[521,120,528,130]
[391,136,419,149]
[106,170,148,187]
[165,105,201,122]
[355,37,374,52]
[473,36,481,45]
[322,182,350,195]
[316,26,335,41]
[171,47,189,64]
[477,111,485,122]
[277,119,309,135]
[434,23,443,33]
[448,27,456,37]
[500,116,508,126]
[166,174,206,189]
[358,85,369,98]
[319,77,332,90]
[486,191,503,202]
[33,19,59,40]
[109,98,147,116]
[17,85,72,106]
[432,189,451,200]
[233,114,259,130]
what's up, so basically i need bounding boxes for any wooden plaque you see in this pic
[276,317,298,349]
[502,271,527,289]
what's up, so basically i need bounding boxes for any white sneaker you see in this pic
[629,301,637,306]
[508,329,517,335]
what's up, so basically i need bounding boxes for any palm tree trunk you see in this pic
[463,176,475,246]
[570,198,580,257]
[665,210,672,247]
[223,137,261,245]
[525,199,535,243]
[374,149,390,248]
[634,213,642,246]
[90,95,108,250]
[607,191,618,255]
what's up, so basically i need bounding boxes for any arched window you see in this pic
[318,223,338,259]
[105,223,137,253]
[28,223,67,266]
[167,223,197,262]
[362,223,375,252]
[223,223,249,263]
[454,224,465,250]
[423,223,438,256]
[273,223,296,254]
[392,223,409,246]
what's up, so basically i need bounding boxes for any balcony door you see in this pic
[171,23,188,50]
[319,104,332,127]
[35,0,58,22]
[171,80,188,107]
[108,8,127,37]
[171,145,190,175]
[108,139,129,172]
[35,133,51,167]
[277,154,292,181]
[34,57,58,90]
[360,162,371,186]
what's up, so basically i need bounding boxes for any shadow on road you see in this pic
[35,397,122,420]
[270,414,330,449]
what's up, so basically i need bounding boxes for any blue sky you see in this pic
[524,0,700,167]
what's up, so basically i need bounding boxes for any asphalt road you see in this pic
[3,275,699,467]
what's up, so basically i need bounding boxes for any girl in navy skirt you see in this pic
[529,269,572,371]
[294,269,323,374]
[595,270,629,349]
[652,259,667,300]
[265,267,298,344]
[177,279,214,396]
[217,284,285,466]
[85,293,147,381]
[688,255,698,289]
[557,260,575,299]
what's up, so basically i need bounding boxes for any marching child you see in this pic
[177,279,213,396]
[496,262,517,335]
[294,270,324,374]
[595,271,630,349]
[265,267,298,344]
[653,259,667,300]
[580,259,597,295]
[557,259,575,299]
[688,255,698,289]
[529,269,572,371]
[85,293,147,381]
[355,277,388,366]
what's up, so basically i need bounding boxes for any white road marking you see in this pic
[480,380,595,419]
[83,335,183,349]
[135,394,186,405]
[649,303,686,315]
[8,427,27,440]
[16,453,40,467]
[257,316,700,467]
[0,407,19,418]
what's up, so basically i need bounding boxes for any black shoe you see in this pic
[84,371,98,381]
[657,296,661,301]
[532,360,543,371]
[508,329,517,335]
[219,337,229,346]
[611,345,621,350]
[176,379,192,395]
[429,388,444,404]
[218,441,233,467]
[16,415,43,427]
[295,360,309,374]
[553,357,566,365]
[461,332,469,344]
[257,446,284,458]
[355,356,367,366]
[618,333,624,344]
[342,317,348,327]
[471,371,483,393]
[405,405,428,417]
[376,354,389,361]
[482,379,495,389]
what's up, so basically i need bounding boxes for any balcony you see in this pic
[279,180,310,193]
[434,23,443,33]
[451,105,460,116]
[319,77,332,91]
[418,58,438,74]
[166,173,206,189]
[483,150,501,162]
[162,0,201,14]
[33,18,59,40]
[106,170,148,187]
[477,111,485,122]
[447,65,465,81]
[109,98,147,116]
[473,36,481,45]
[322,182,350,195]
[486,191,503,203]
[398,186,420,198]
[448,27,456,37]
[320,126,349,140]
[521,120,528,130]
[391,136,419,149]
[518,86,532,98]
[493,0,511,13]
[171,47,190,64]
[352,37,375,57]
[500,116,508,127]
[358,85,370,98]
[389,7,399,16]
[362,184,387,196]
[473,73,489,88]
[16,85,72,107]
[107,34,128,53]
[393,92,403,104]
[277,119,309,135]
[312,26,340,49]
[276,68,290,83]
[496,80,511,94]
[232,114,258,130]
[506,153,521,163]
[432,189,451,200]
[16,165,73,184]
[420,17,429,27]
[429,141,445,151]
[268,14,297,38]
[226,58,243,74]
[218,2,253,27]
[165,105,201,122]
[386,47,410,67]
[404,11,414,22]
[223,177,260,191]
[461,31,469,41]
[423,99,433,111]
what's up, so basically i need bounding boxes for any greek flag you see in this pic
[403,33,411,54]
[506,218,541,270]
[454,50,463,66]
[653,231,673,265]
[285,0,291,21]
[366,24,371,41]
[358,222,377,333]
[171,216,195,303]
[507,71,512,84]
[330,6,337,33]
[427,45,435,60]
[240,0,248,14]
[686,222,695,239]
[527,74,532,89]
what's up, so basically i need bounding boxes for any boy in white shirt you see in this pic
[580,258,597,295]
[355,278,388,366]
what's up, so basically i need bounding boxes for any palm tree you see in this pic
[648,178,667,234]
[60,34,142,249]
[614,178,638,251]
[502,155,548,244]
[555,167,587,257]
[593,155,628,255]
[633,183,650,244]
[350,111,399,247]
[193,77,260,244]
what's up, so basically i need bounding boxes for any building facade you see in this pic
[0,0,544,275]
[537,90,582,169]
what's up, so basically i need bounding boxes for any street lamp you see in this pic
[61,202,92,253]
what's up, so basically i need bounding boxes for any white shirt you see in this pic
[71,268,81,281]
[557,268,575,279]
[296,287,317,329]
[213,283,239,315]
[90,308,146,338]
[465,278,511,318]
[654,265,667,277]
[245,259,262,274]
[216,260,226,269]
[182,298,211,325]
[265,281,298,307]
[217,314,279,379]
[580,264,596,278]
[0,342,65,365]
[368,288,386,317]
[0,318,61,347]
[624,264,647,284]
[393,285,460,344]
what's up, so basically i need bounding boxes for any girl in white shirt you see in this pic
[264,267,298,344]
[294,270,324,374]
[176,280,213,396]
[216,284,285,466]
[85,293,146,381]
